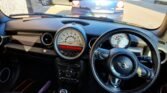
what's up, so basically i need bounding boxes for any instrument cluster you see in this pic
[52,24,131,60]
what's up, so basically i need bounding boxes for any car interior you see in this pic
[0,0,167,93]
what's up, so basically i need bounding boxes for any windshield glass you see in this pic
[0,0,166,29]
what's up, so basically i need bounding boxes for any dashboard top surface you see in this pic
[5,18,157,38]
[0,16,166,64]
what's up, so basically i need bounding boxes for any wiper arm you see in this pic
[10,12,64,19]
[78,16,115,22]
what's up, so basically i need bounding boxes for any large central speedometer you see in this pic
[54,24,87,60]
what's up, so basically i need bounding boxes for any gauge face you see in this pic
[55,28,86,59]
[110,33,129,48]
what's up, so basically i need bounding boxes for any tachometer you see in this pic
[110,33,129,48]
[54,25,86,60]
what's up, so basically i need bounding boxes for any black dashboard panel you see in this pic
[5,18,159,45]
[0,23,6,35]
[4,31,56,56]
[5,18,156,37]
[2,17,161,60]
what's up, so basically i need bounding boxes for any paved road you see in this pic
[123,0,167,29]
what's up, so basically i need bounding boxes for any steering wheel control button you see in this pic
[137,67,143,77]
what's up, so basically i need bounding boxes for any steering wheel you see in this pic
[90,28,160,93]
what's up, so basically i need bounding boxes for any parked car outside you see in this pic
[71,0,125,20]
[155,0,167,5]
[39,0,124,20]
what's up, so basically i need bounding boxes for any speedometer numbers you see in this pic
[110,33,129,48]
[57,29,84,54]
[54,26,86,60]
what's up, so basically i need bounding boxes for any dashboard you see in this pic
[0,17,166,63]
[0,17,167,91]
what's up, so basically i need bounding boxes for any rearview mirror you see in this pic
[40,0,72,6]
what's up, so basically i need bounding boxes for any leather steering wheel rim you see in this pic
[89,28,160,93]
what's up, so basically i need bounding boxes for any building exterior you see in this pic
[0,0,29,15]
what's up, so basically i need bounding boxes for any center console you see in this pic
[55,58,85,93]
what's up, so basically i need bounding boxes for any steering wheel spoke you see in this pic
[109,75,122,88]
[137,63,154,80]
[94,48,110,60]
[106,75,121,92]
[138,56,152,64]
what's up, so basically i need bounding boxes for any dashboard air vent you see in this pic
[159,49,167,64]
[41,33,53,46]
[62,20,89,26]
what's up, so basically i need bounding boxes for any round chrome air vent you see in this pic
[0,67,11,83]
[41,33,53,46]
[0,36,5,46]
[88,38,97,48]
[158,49,167,64]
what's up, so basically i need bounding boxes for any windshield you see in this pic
[0,0,166,29]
